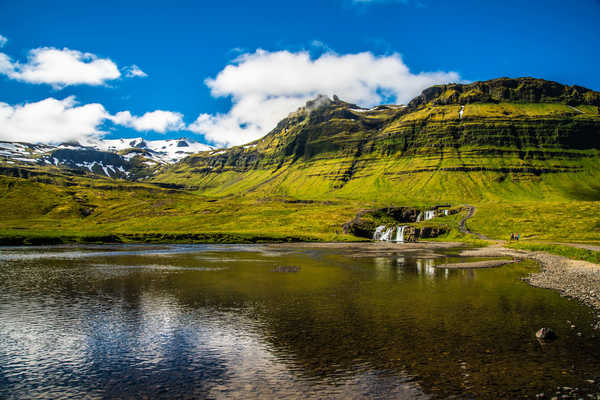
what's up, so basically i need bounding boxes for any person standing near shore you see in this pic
[510,233,514,241]
[516,233,520,241]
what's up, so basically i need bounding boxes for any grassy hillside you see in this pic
[1,78,599,244]
[0,171,365,243]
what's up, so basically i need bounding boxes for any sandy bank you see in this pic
[436,259,513,269]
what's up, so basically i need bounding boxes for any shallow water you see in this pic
[0,244,599,399]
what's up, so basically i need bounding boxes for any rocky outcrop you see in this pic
[342,207,450,241]
[407,77,600,108]
[401,226,449,242]
[342,207,422,237]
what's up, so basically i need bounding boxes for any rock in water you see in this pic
[536,327,557,340]
[272,265,300,273]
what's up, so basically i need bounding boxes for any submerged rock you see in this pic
[272,265,301,273]
[536,327,557,340]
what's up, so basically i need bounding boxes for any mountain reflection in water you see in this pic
[0,244,599,399]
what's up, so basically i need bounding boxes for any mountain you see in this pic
[0,137,212,179]
[154,77,600,203]
[1,77,600,244]
[97,137,213,164]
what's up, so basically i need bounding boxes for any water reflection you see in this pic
[0,244,599,399]
[416,258,436,277]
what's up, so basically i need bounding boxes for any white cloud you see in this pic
[0,47,121,88]
[0,34,7,48]
[189,49,460,147]
[111,110,185,133]
[125,64,147,78]
[0,96,108,144]
[0,53,12,74]
[0,97,186,144]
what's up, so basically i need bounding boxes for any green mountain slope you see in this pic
[154,78,600,203]
[1,77,599,244]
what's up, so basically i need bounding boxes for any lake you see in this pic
[1,243,599,399]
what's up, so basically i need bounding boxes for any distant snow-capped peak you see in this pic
[95,137,213,163]
[0,137,214,179]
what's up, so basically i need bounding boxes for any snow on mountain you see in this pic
[97,137,213,163]
[0,137,213,178]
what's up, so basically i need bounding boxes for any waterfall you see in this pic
[444,209,449,216]
[373,225,386,240]
[459,105,465,119]
[395,225,407,242]
[373,225,410,243]
[416,212,423,222]
[380,226,394,241]
[424,210,435,220]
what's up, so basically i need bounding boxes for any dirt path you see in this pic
[458,205,490,240]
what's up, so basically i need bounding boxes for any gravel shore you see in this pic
[436,259,513,269]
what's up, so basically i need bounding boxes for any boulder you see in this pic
[536,328,557,340]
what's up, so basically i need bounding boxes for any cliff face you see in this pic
[154,78,600,202]
[407,77,600,108]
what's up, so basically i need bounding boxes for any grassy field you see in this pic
[0,173,367,244]
[507,243,600,264]
[1,168,599,247]
[467,202,600,242]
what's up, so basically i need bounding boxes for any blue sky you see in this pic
[0,0,599,146]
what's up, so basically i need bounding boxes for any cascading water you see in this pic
[424,210,435,220]
[373,225,386,240]
[395,226,407,242]
[444,209,449,216]
[380,227,394,241]
[416,212,423,222]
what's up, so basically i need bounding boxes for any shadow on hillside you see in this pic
[564,184,600,201]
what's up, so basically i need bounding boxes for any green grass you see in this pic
[2,163,600,246]
[507,243,600,264]
[468,201,600,242]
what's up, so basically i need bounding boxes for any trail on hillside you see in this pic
[459,205,490,240]
[567,105,585,114]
